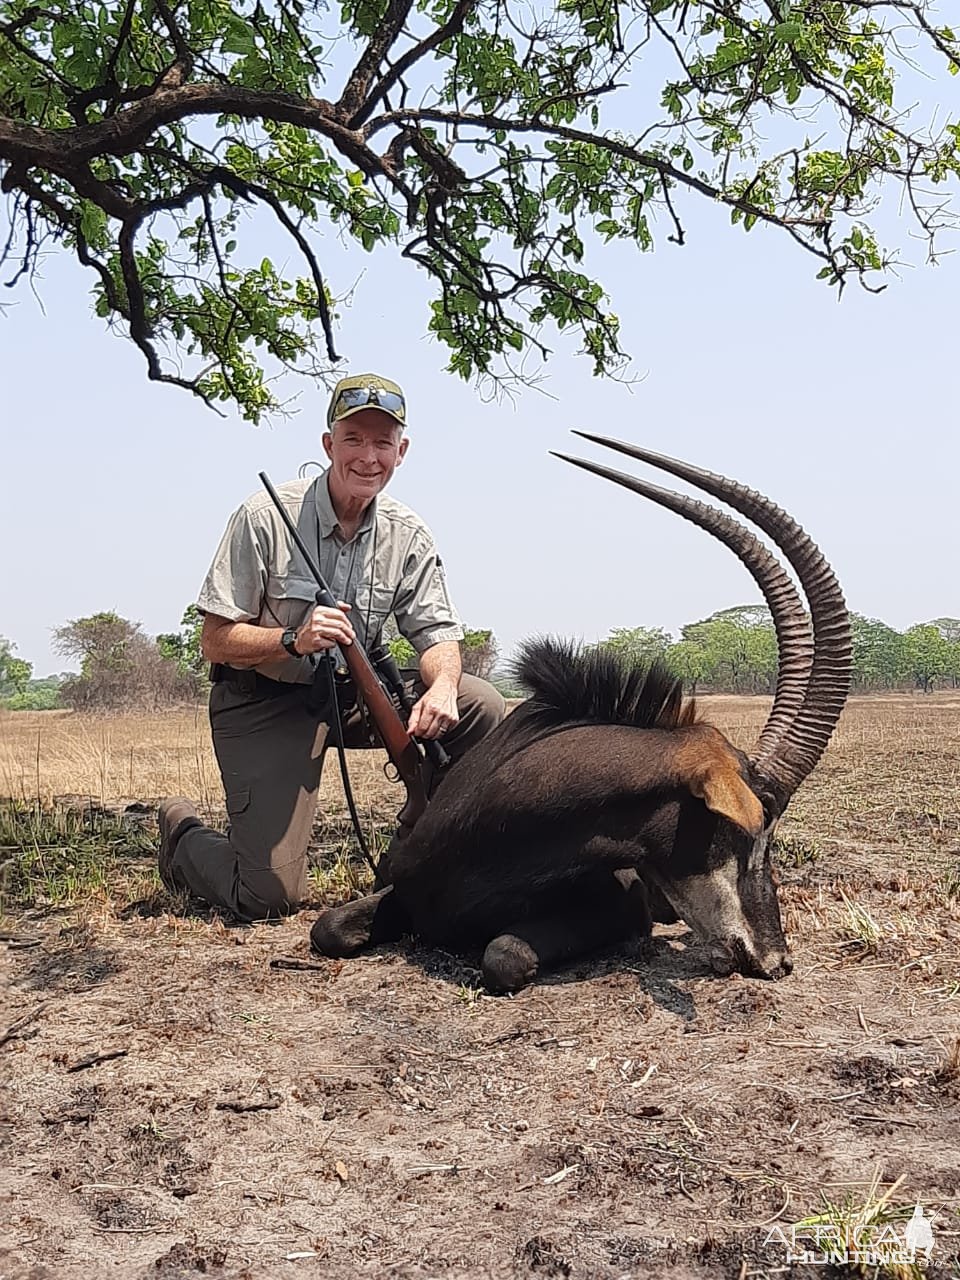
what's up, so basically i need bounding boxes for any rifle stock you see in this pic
[336,630,428,830]
[258,471,430,831]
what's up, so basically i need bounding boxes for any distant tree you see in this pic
[53,611,201,710]
[742,623,779,694]
[680,616,752,692]
[461,629,499,681]
[594,610,779,693]
[945,641,960,689]
[687,605,779,692]
[666,638,710,696]
[0,637,32,698]
[902,624,951,694]
[387,634,417,669]
[53,611,137,670]
[926,618,960,683]
[3,675,63,711]
[709,605,773,630]
[849,613,907,690]
[927,617,960,643]
[157,604,208,678]
[596,627,673,667]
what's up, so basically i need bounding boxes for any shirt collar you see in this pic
[314,469,377,540]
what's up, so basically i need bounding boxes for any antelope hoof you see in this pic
[310,887,405,958]
[482,934,539,994]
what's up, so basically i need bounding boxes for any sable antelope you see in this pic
[311,437,852,992]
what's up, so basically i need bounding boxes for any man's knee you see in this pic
[237,863,307,921]
[457,674,506,735]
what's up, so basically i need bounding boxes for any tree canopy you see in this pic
[52,610,202,708]
[1,0,958,419]
[0,635,32,697]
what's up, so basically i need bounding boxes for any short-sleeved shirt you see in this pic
[197,472,464,684]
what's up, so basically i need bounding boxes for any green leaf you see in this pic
[774,21,802,43]
[222,28,256,56]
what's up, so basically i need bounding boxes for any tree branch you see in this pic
[348,0,480,129]
[367,106,831,232]
[0,85,356,171]
[338,0,415,122]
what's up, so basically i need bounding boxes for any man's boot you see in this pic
[157,797,201,891]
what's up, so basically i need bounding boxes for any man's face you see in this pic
[322,410,408,504]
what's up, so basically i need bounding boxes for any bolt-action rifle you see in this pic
[259,472,448,836]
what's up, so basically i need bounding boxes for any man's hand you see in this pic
[407,681,460,741]
[295,603,354,654]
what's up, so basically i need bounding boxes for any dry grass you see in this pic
[1,691,957,880]
[0,691,955,945]
[0,705,401,915]
[0,702,401,822]
[3,690,957,837]
[1,692,958,923]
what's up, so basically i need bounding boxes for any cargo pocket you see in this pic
[225,787,251,835]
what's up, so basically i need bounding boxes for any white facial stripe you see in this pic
[663,863,748,942]
[747,830,770,873]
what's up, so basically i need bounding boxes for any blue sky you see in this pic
[1,155,957,676]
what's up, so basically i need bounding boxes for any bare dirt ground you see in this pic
[1,696,959,1279]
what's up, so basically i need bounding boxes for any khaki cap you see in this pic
[327,373,406,428]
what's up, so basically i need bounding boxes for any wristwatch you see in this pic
[281,627,300,659]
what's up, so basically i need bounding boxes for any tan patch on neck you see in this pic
[674,728,764,837]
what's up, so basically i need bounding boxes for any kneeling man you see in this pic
[157,374,505,920]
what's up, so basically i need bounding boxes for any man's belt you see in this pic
[209,664,310,699]
[209,664,360,721]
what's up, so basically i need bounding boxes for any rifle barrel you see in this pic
[258,471,339,609]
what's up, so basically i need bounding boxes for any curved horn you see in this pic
[551,452,813,762]
[569,433,852,797]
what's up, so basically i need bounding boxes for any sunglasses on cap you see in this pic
[331,385,406,421]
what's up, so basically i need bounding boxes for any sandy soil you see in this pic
[1,696,959,1279]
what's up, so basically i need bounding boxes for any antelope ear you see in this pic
[691,766,765,838]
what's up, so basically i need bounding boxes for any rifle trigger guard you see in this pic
[383,761,401,784]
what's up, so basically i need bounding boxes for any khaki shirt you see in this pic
[197,473,464,684]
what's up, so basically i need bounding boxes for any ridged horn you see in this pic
[566,434,852,798]
[551,452,813,762]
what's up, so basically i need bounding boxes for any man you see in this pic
[157,373,505,921]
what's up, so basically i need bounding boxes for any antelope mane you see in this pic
[496,637,699,757]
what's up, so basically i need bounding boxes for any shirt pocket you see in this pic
[350,583,399,643]
[261,573,318,630]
